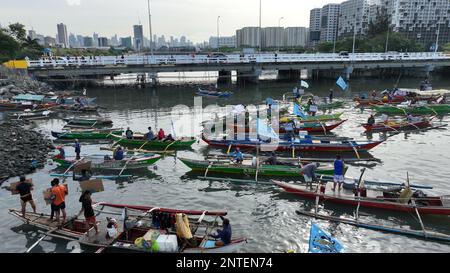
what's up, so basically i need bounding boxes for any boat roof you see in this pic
[398,89,450,96]
[13,94,45,101]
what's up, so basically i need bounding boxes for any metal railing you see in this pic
[27,52,450,68]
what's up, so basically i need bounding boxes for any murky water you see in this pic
[1,74,450,253]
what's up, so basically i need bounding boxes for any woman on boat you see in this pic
[55,146,65,160]
[146,127,155,140]
[158,128,166,140]
[209,216,232,246]
[105,217,119,239]
[301,163,320,188]
[78,190,99,236]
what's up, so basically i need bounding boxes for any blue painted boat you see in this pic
[196,88,233,98]
[308,223,344,253]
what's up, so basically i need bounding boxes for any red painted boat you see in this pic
[97,203,228,216]
[231,120,347,134]
[201,133,384,152]
[362,120,432,132]
[354,96,436,107]
[273,180,450,215]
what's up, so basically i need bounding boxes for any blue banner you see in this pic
[293,104,306,119]
[336,76,348,91]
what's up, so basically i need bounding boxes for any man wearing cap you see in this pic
[15,176,36,218]
[301,162,320,188]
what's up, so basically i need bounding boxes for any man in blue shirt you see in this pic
[74,139,81,160]
[232,148,243,164]
[210,216,232,246]
[114,146,124,160]
[333,155,345,191]
[146,127,155,141]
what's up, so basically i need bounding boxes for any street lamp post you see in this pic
[435,22,441,54]
[259,0,262,53]
[278,17,284,52]
[352,15,357,55]
[217,16,221,51]
[147,0,154,60]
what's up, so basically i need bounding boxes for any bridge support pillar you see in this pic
[237,68,261,85]
[218,70,232,84]
[278,69,300,81]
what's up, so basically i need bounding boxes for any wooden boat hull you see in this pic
[362,121,431,132]
[111,135,196,150]
[281,120,347,134]
[281,112,344,123]
[179,158,344,177]
[274,181,450,215]
[52,130,123,140]
[302,101,344,110]
[201,134,383,152]
[197,88,232,98]
[373,105,450,115]
[63,118,113,126]
[53,155,161,170]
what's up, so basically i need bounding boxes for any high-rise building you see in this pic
[236,27,261,48]
[83,36,94,47]
[98,37,108,47]
[36,34,45,46]
[209,36,237,48]
[93,33,99,47]
[44,36,57,47]
[28,30,37,40]
[133,25,144,51]
[320,4,341,43]
[69,33,77,47]
[285,27,309,47]
[76,35,84,46]
[338,0,381,39]
[383,0,450,47]
[110,34,119,46]
[262,27,284,48]
[120,37,133,48]
[309,8,322,46]
[56,23,69,48]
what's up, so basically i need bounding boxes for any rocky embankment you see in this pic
[0,77,53,99]
[0,121,54,179]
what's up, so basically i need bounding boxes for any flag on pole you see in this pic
[171,119,177,138]
[293,104,307,119]
[300,80,309,89]
[336,76,348,91]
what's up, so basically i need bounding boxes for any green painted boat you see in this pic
[373,104,450,115]
[179,158,347,177]
[110,135,196,150]
[63,118,113,126]
[52,130,123,140]
[302,101,345,111]
[53,154,161,170]
[281,112,344,123]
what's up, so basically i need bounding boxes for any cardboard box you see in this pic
[74,161,92,174]
[10,179,33,195]
[42,184,69,205]
[79,179,104,193]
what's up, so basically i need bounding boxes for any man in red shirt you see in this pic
[157,128,166,140]
[51,179,68,227]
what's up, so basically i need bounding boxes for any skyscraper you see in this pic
[285,27,309,47]
[338,0,380,39]
[56,23,69,48]
[133,25,144,51]
[69,33,77,47]
[28,30,37,40]
[93,33,99,47]
[236,27,261,48]
[309,8,322,46]
[320,4,340,43]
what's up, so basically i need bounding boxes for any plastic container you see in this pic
[155,235,178,253]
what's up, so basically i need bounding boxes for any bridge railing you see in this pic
[27,52,450,68]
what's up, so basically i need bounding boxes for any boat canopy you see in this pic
[397,88,450,96]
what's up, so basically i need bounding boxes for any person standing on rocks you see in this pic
[74,140,81,160]
[15,176,37,218]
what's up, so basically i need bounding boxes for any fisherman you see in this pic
[54,146,66,160]
[232,148,244,164]
[73,169,92,182]
[15,176,36,218]
[78,190,99,236]
[329,89,334,103]
[157,128,166,140]
[74,139,81,160]
[163,134,175,142]
[51,178,68,227]
[209,216,232,246]
[332,155,345,191]
[406,113,414,123]
[267,104,272,120]
[114,146,125,161]
[367,114,376,126]
[125,127,133,139]
[105,217,119,239]
[284,121,295,141]
[301,163,320,188]
[146,127,155,141]
[264,152,278,165]
[49,179,58,221]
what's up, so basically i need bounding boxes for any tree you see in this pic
[7,23,27,42]
[368,7,391,37]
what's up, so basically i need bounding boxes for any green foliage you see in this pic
[0,23,43,62]
[368,7,391,37]
[443,43,450,52]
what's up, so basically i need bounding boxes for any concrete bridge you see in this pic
[27,52,450,84]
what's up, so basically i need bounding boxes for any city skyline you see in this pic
[0,0,340,43]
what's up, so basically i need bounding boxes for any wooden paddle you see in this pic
[25,227,59,253]
[118,156,135,177]
[163,139,180,152]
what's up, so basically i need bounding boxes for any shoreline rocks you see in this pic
[0,121,54,179]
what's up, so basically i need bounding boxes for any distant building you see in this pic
[133,25,144,51]
[120,37,133,48]
[76,35,84,47]
[28,30,37,40]
[69,33,77,47]
[262,27,284,48]
[338,0,381,39]
[236,27,261,48]
[209,36,237,48]
[44,36,57,47]
[93,33,99,47]
[309,8,322,46]
[36,34,45,46]
[110,34,119,47]
[56,23,69,48]
[83,36,94,47]
[98,37,108,47]
[320,4,341,43]
[284,27,309,47]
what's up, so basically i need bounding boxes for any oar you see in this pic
[227,144,233,154]
[424,106,439,116]
[320,122,327,135]
[138,140,150,150]
[406,172,427,237]
[163,139,180,152]
[350,142,361,159]
[118,156,136,177]
[90,120,98,128]
[25,227,59,253]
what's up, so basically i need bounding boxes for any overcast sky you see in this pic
[0,0,342,42]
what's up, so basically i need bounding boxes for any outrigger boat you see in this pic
[280,120,347,134]
[196,88,233,98]
[372,104,450,115]
[280,112,344,123]
[63,118,113,126]
[201,133,384,153]
[52,154,161,170]
[10,203,247,253]
[51,129,123,140]
[179,157,347,177]
[110,134,196,150]
[8,109,56,120]
[362,119,432,132]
